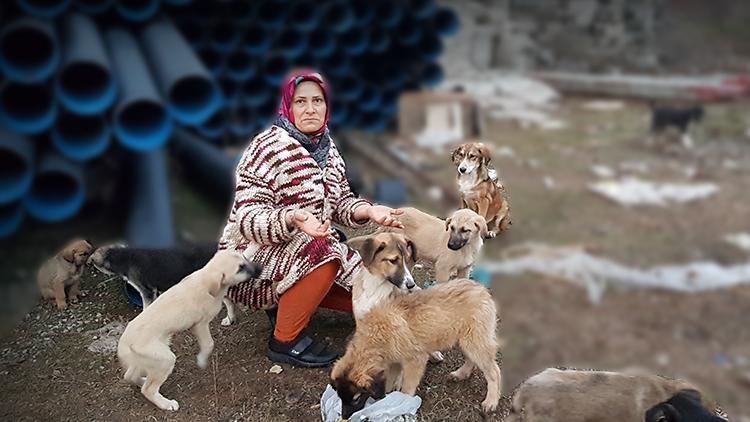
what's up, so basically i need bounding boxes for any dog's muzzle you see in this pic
[239,262,263,278]
[447,238,468,251]
[458,166,467,174]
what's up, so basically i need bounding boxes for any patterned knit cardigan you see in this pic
[218,126,371,310]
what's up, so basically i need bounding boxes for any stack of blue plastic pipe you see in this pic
[0,0,458,242]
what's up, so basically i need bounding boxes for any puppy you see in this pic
[346,232,417,320]
[347,232,445,366]
[650,104,704,149]
[117,250,262,411]
[88,242,217,309]
[506,368,711,422]
[37,239,94,310]
[451,142,511,237]
[645,389,727,422]
[388,207,486,283]
[330,279,502,418]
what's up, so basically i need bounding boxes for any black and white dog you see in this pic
[87,243,217,309]
[650,104,704,149]
[645,390,728,422]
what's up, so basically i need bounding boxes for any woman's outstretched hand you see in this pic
[367,205,404,229]
[287,209,334,239]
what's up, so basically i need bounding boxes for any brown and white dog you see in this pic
[451,142,511,238]
[36,239,94,310]
[388,207,486,283]
[347,232,444,364]
[117,251,262,411]
[346,232,418,320]
[330,279,502,418]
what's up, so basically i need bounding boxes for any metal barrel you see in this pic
[51,109,111,161]
[126,148,175,248]
[170,127,235,204]
[0,17,60,82]
[0,81,57,135]
[0,128,34,205]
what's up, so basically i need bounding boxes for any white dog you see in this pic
[117,250,262,411]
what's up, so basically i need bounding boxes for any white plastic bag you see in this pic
[320,384,421,422]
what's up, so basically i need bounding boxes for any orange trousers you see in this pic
[273,260,352,342]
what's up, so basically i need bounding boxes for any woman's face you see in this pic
[292,81,327,134]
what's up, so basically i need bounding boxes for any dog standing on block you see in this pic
[330,279,502,418]
[451,142,511,238]
[36,239,94,310]
[117,251,262,411]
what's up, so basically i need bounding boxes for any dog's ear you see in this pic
[348,236,382,267]
[450,145,463,164]
[406,238,418,265]
[444,217,452,232]
[209,273,226,297]
[477,143,491,165]
[474,219,488,238]
[645,403,677,422]
[61,245,77,263]
[367,371,386,400]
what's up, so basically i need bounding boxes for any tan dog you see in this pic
[451,142,511,237]
[506,368,717,422]
[390,207,486,283]
[347,233,444,364]
[330,279,502,419]
[36,239,93,310]
[117,250,262,411]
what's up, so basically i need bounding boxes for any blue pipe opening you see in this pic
[224,50,257,82]
[115,0,161,22]
[309,28,336,59]
[0,130,34,205]
[241,24,272,55]
[434,7,460,37]
[0,201,25,239]
[0,18,60,83]
[16,0,72,18]
[0,82,57,135]
[323,0,355,33]
[113,99,172,151]
[25,154,85,223]
[52,110,111,161]
[74,0,114,14]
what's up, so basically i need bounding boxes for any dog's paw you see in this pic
[56,302,68,311]
[481,399,498,413]
[197,355,209,369]
[163,399,179,411]
[485,231,497,239]
[220,316,233,326]
[449,369,471,381]
[429,351,444,363]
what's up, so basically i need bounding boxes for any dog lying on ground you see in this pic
[650,104,704,149]
[330,279,502,418]
[87,242,217,309]
[506,368,720,422]
[385,207,486,283]
[347,232,444,364]
[451,142,511,237]
[645,389,728,422]
[117,250,262,411]
[37,239,94,310]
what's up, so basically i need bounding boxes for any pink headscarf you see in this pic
[278,70,330,135]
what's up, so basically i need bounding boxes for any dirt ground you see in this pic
[2,98,750,421]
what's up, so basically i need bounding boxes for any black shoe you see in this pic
[265,308,277,328]
[267,334,338,368]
